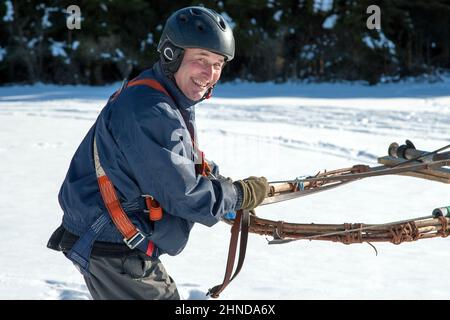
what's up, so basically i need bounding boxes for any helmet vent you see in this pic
[196,21,205,32]
[218,17,226,30]
[179,14,188,22]
[190,8,202,16]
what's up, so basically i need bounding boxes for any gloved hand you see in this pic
[233,176,269,211]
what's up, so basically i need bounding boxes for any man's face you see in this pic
[174,48,225,101]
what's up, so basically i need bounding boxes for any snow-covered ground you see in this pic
[0,77,449,300]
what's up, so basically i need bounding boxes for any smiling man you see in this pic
[47,6,269,300]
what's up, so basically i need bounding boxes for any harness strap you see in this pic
[110,78,172,102]
[93,138,154,252]
[195,150,212,177]
[127,78,171,97]
[66,213,110,275]
[207,210,250,298]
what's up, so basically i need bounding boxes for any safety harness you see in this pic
[66,77,210,276]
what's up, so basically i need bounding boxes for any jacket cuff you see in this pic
[233,182,244,211]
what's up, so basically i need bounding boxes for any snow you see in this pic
[2,0,14,22]
[323,14,338,29]
[0,78,449,300]
[140,33,154,52]
[145,33,154,45]
[0,47,6,61]
[115,49,124,59]
[41,7,59,29]
[267,0,275,8]
[300,44,317,60]
[362,31,396,55]
[71,41,80,50]
[27,38,39,49]
[49,40,67,58]
[314,0,334,13]
[273,10,282,22]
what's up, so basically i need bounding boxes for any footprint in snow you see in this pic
[45,279,91,300]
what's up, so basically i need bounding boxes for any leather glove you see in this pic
[233,176,269,211]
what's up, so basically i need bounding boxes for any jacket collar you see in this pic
[151,61,198,110]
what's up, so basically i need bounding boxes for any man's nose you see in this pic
[201,64,213,78]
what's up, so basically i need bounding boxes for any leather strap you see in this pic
[207,210,250,298]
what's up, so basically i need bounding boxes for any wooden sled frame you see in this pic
[378,155,450,184]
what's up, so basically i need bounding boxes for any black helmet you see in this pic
[157,6,235,75]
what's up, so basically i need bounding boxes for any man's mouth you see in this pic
[191,78,209,89]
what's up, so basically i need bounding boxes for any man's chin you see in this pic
[187,90,207,101]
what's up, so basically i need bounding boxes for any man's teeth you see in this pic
[193,79,208,87]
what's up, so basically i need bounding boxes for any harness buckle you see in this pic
[141,194,154,213]
[123,229,146,250]
[141,194,163,221]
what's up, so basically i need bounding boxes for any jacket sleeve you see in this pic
[205,159,220,177]
[107,91,237,227]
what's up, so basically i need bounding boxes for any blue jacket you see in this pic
[58,61,238,256]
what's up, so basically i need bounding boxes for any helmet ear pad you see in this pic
[160,41,185,76]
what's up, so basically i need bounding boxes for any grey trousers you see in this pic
[83,252,180,300]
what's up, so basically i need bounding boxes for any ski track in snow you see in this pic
[2,99,450,141]
[197,102,450,142]
[200,128,379,163]
[0,275,90,300]
[44,280,91,300]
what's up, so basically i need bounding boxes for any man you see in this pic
[47,6,269,300]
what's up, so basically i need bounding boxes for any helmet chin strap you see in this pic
[202,85,214,100]
[201,60,226,100]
